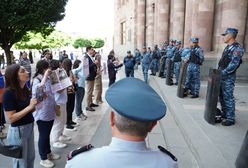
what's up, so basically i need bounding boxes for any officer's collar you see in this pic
[110,137,147,150]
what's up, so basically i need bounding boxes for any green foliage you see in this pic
[0,0,68,64]
[91,38,105,48]
[73,38,105,49]
[15,30,71,50]
[73,38,92,49]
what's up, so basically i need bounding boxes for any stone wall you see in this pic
[114,0,248,80]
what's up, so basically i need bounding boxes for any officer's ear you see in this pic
[148,121,157,132]
[110,111,115,127]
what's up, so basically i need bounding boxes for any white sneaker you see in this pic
[52,141,67,148]
[40,159,54,168]
[59,135,71,141]
[73,116,82,124]
[47,153,60,160]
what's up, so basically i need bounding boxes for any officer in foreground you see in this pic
[66,78,178,168]
[218,28,244,126]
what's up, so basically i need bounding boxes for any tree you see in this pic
[0,0,68,65]
[73,38,105,50]
[15,30,72,50]
[91,38,105,48]
[73,38,92,49]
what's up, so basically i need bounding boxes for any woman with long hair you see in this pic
[3,64,37,168]
[32,59,60,168]
[62,58,77,130]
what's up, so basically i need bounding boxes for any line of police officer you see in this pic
[129,27,244,126]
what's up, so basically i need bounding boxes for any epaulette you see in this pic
[158,145,177,162]
[67,144,93,160]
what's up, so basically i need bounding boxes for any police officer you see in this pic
[218,28,244,126]
[158,43,167,78]
[141,46,151,83]
[66,78,178,168]
[123,51,136,77]
[149,45,161,76]
[172,40,183,85]
[184,38,204,98]
[134,49,142,70]
[164,39,176,78]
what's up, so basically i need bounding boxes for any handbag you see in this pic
[0,126,22,159]
[0,141,22,159]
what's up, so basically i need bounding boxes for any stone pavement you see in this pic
[0,74,111,168]
[135,69,248,168]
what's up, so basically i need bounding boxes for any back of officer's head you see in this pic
[106,78,166,138]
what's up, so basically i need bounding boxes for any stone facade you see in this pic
[114,0,248,57]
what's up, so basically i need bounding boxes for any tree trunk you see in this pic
[3,46,12,65]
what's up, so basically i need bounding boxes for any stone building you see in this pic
[114,0,248,80]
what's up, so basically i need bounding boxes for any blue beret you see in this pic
[190,37,199,43]
[221,28,238,36]
[105,78,166,122]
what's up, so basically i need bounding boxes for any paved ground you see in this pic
[1,62,248,168]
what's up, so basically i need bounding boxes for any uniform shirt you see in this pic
[142,52,151,65]
[124,56,136,69]
[184,46,204,64]
[66,137,178,168]
[218,42,244,76]
[166,45,176,59]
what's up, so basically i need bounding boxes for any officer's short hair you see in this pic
[113,111,153,137]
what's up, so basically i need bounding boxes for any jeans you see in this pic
[67,94,75,124]
[75,87,85,117]
[7,123,35,168]
[36,120,54,160]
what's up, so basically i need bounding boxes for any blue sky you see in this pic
[56,0,114,38]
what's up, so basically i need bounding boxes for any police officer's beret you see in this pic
[190,37,199,43]
[221,28,238,36]
[176,40,181,45]
[105,78,166,122]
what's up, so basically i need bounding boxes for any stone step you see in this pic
[151,76,231,168]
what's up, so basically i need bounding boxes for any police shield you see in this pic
[177,62,188,98]
[235,130,248,168]
[166,59,173,85]
[204,68,221,124]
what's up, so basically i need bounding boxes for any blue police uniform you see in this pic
[184,38,204,97]
[142,51,151,83]
[150,48,161,75]
[172,41,183,85]
[164,44,176,77]
[218,28,244,125]
[124,55,136,77]
[134,49,142,70]
[66,78,178,168]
